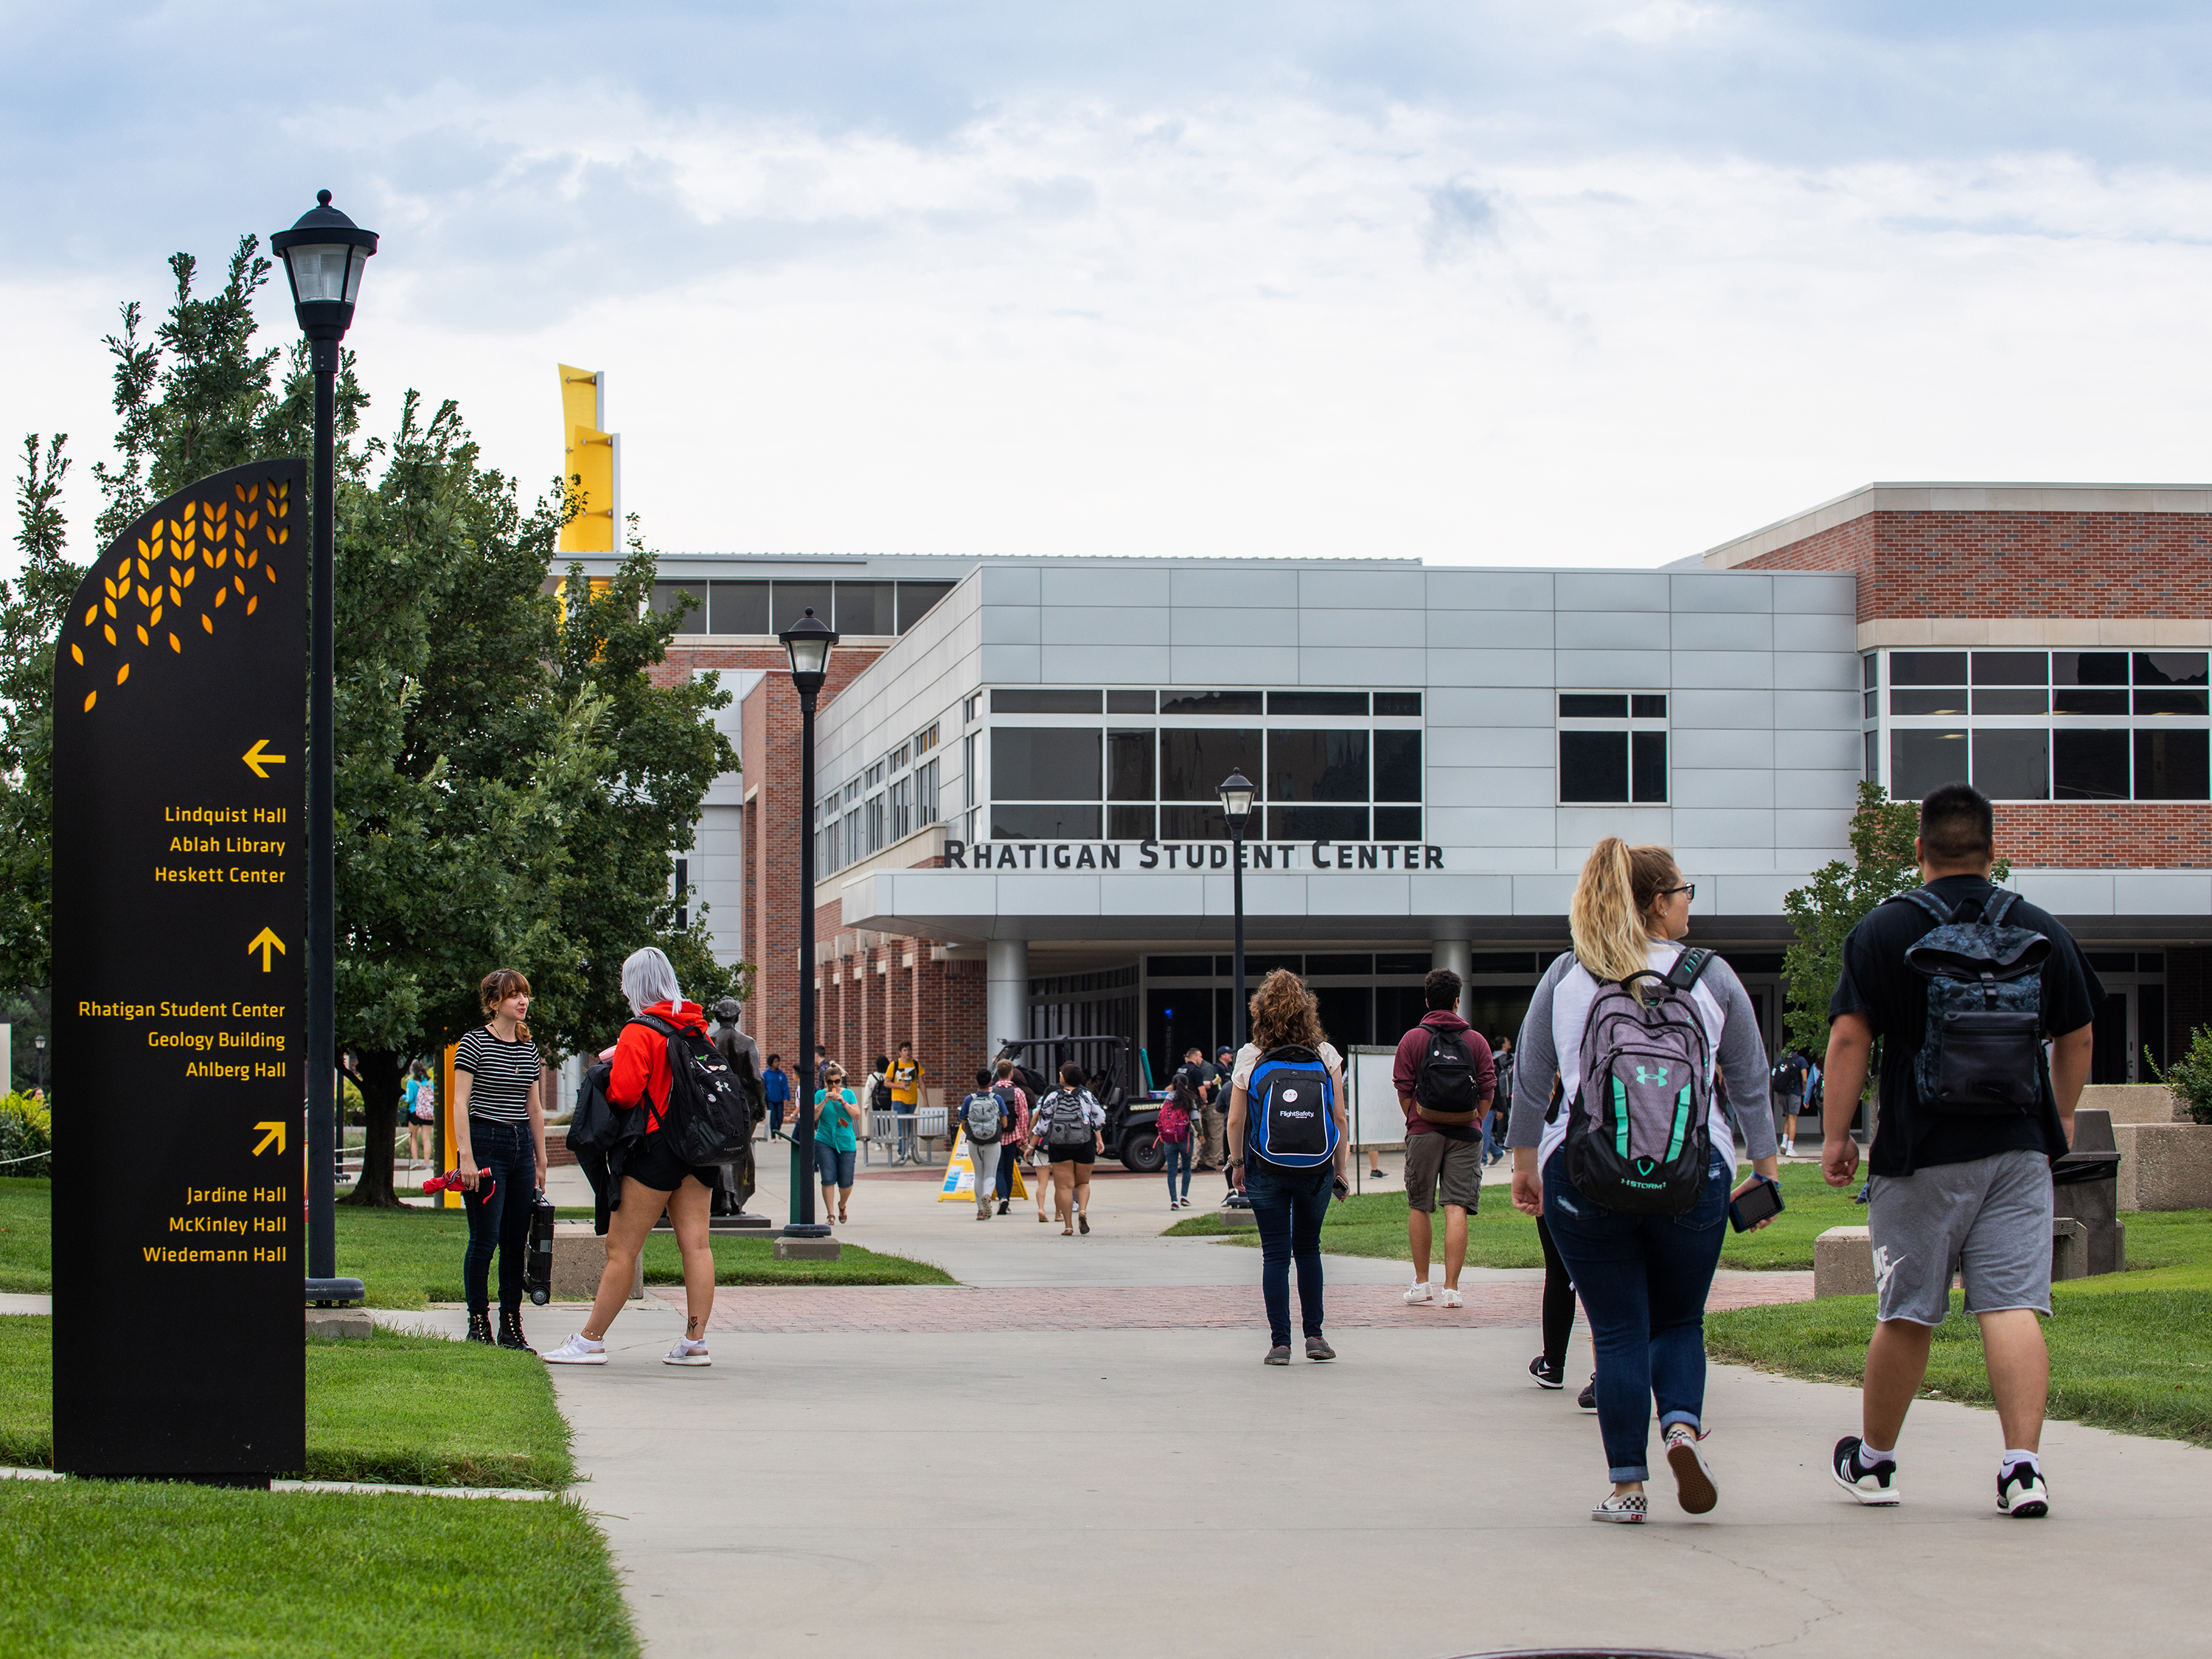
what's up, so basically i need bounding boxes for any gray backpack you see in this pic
[1043,1089,1091,1147]
[1558,949,1717,1214]
[1895,888,2051,1116]
[961,1090,1005,1144]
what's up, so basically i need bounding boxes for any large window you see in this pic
[651,577,954,637]
[992,728,1102,800]
[1557,693,1669,804]
[1875,650,2211,801]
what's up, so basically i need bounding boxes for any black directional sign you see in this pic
[52,457,308,1481]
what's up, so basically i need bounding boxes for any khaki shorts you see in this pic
[1405,1130,1483,1214]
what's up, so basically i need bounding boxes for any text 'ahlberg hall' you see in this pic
[565,482,2212,1098]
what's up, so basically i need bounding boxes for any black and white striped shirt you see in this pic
[453,1026,541,1124]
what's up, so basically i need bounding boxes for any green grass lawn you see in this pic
[0,1480,636,1658]
[0,1181,951,1306]
[0,1318,574,1488]
[1708,1208,2212,1448]
[1165,1162,1857,1270]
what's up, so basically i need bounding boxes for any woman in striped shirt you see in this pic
[452,968,549,1352]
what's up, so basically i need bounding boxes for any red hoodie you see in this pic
[609,1000,710,1133]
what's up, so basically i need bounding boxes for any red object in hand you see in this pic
[422,1169,493,1198]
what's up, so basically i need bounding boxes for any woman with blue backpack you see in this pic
[1507,838,1779,1522]
[1226,968,1350,1366]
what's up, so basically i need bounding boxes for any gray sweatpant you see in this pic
[970,1138,1001,1208]
[1868,1149,2053,1326]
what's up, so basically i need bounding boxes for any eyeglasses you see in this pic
[1661,883,1696,901]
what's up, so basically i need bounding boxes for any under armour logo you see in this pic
[1635,1065,1670,1087]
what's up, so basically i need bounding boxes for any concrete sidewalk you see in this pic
[554,1319,2211,1659]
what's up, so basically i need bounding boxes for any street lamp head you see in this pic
[1217,770,1256,827]
[269,189,378,345]
[779,606,838,692]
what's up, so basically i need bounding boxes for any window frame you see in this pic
[1555,690,1669,805]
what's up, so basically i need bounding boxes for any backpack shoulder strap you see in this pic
[1889,888,1957,926]
[1664,946,1714,992]
[1981,888,2022,926]
[632,1011,681,1038]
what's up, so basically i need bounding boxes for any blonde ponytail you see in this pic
[1569,838,1683,983]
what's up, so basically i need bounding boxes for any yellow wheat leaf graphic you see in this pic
[170,632,182,651]
[246,552,258,568]
[150,602,162,625]
[246,595,257,616]
[83,692,95,712]
[264,565,276,583]
[277,528,289,544]
[69,643,83,666]
[169,585,181,604]
[233,576,245,594]
[200,614,213,634]
[138,557,150,579]
[215,587,228,608]
[135,624,148,646]
[102,598,116,619]
[81,605,94,627]
[180,568,195,588]
[102,624,115,646]
[116,663,129,686]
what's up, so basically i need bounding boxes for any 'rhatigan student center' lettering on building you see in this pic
[556,481,2212,1101]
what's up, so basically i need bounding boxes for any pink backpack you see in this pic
[1157,1101,1192,1143]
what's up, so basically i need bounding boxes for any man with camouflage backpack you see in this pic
[1821,783,2099,1520]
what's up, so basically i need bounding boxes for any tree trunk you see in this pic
[340,1047,407,1208]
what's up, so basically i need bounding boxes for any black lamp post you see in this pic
[780,606,837,1239]
[1218,771,1256,1051]
[32,1034,45,1095]
[270,191,375,1303]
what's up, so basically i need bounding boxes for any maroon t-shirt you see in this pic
[1391,1011,1495,1138]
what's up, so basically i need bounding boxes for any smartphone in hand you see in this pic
[1728,1177,1784,1232]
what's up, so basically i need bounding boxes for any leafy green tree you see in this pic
[1780,782,2008,1092]
[0,436,80,998]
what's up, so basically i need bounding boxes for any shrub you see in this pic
[0,1093,52,1177]
[2151,1028,2212,1127]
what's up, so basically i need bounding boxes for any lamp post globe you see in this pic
[271,189,375,1306]
[1218,771,1255,1051]
[778,607,838,1237]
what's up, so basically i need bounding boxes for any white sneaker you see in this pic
[1664,1423,1717,1514]
[543,1334,608,1366]
[663,1338,712,1367]
[1783,1138,1795,1157]
[1997,1460,2049,1517]
[1591,1491,1646,1523]
[1439,1287,1464,1309]
[1403,1282,1433,1304]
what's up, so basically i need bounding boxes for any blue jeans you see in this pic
[1245,1160,1335,1346]
[1541,1147,1730,1483]
[462,1118,538,1315]
[1163,1139,1192,1202]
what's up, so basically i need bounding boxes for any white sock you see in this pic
[678,1338,708,1354]
[1859,1442,1896,1467]
[574,1334,605,1350]
[2000,1449,2039,1476]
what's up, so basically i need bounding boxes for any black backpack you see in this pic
[1412,1024,1481,1124]
[636,1012,753,1164]
[1893,888,2053,1116]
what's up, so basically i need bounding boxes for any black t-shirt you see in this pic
[1830,874,2102,1176]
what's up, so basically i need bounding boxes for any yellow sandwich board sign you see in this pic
[937,1127,1026,1200]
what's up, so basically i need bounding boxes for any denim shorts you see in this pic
[813,1141,858,1188]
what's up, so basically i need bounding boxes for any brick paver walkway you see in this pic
[661,1272,1814,1334]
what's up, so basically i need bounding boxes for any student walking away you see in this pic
[1009,1061,1053,1223]
[1394,969,1495,1310]
[451,970,551,1352]
[1213,1045,1238,1187]
[543,948,730,1368]
[959,1068,1010,1220]
[709,998,765,1215]
[1228,969,1352,1366]
[1157,1071,1198,1210]
[814,1044,830,1093]
[987,1059,1031,1216]
[1037,1061,1106,1234]
[1508,839,1780,1523]
[403,1059,435,1172]
[1177,1047,1218,1169]
[813,1065,861,1222]
[762,1053,791,1140]
[1770,1051,1808,1158]
[1820,783,2098,1519]
[1486,1037,1515,1166]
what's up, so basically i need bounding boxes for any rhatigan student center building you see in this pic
[591,483,2212,1097]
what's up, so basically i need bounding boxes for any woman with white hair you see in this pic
[543,947,724,1368]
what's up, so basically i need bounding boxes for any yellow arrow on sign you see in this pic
[242,738,288,779]
[252,1121,286,1157]
[247,927,285,972]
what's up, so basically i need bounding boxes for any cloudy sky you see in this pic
[6,2,2211,574]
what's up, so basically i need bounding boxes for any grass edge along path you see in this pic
[0,1479,637,1659]
[0,1318,575,1488]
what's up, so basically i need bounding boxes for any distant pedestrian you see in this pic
[1228,969,1349,1366]
[1820,783,2098,1518]
[1212,1044,1237,1186]
[990,1058,1031,1216]
[542,947,723,1369]
[1158,1071,1198,1210]
[814,1044,830,1093]
[1036,1060,1106,1235]
[1509,838,1778,1523]
[958,1067,1010,1220]
[1770,1050,1808,1158]
[450,968,549,1353]
[1394,967,1493,1310]
[1486,1035,1515,1166]
[403,1059,435,1172]
[762,1053,791,1140]
[709,998,764,1217]
[813,1064,861,1224]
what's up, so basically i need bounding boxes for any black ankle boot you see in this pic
[466,1310,494,1344]
[497,1310,535,1354]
